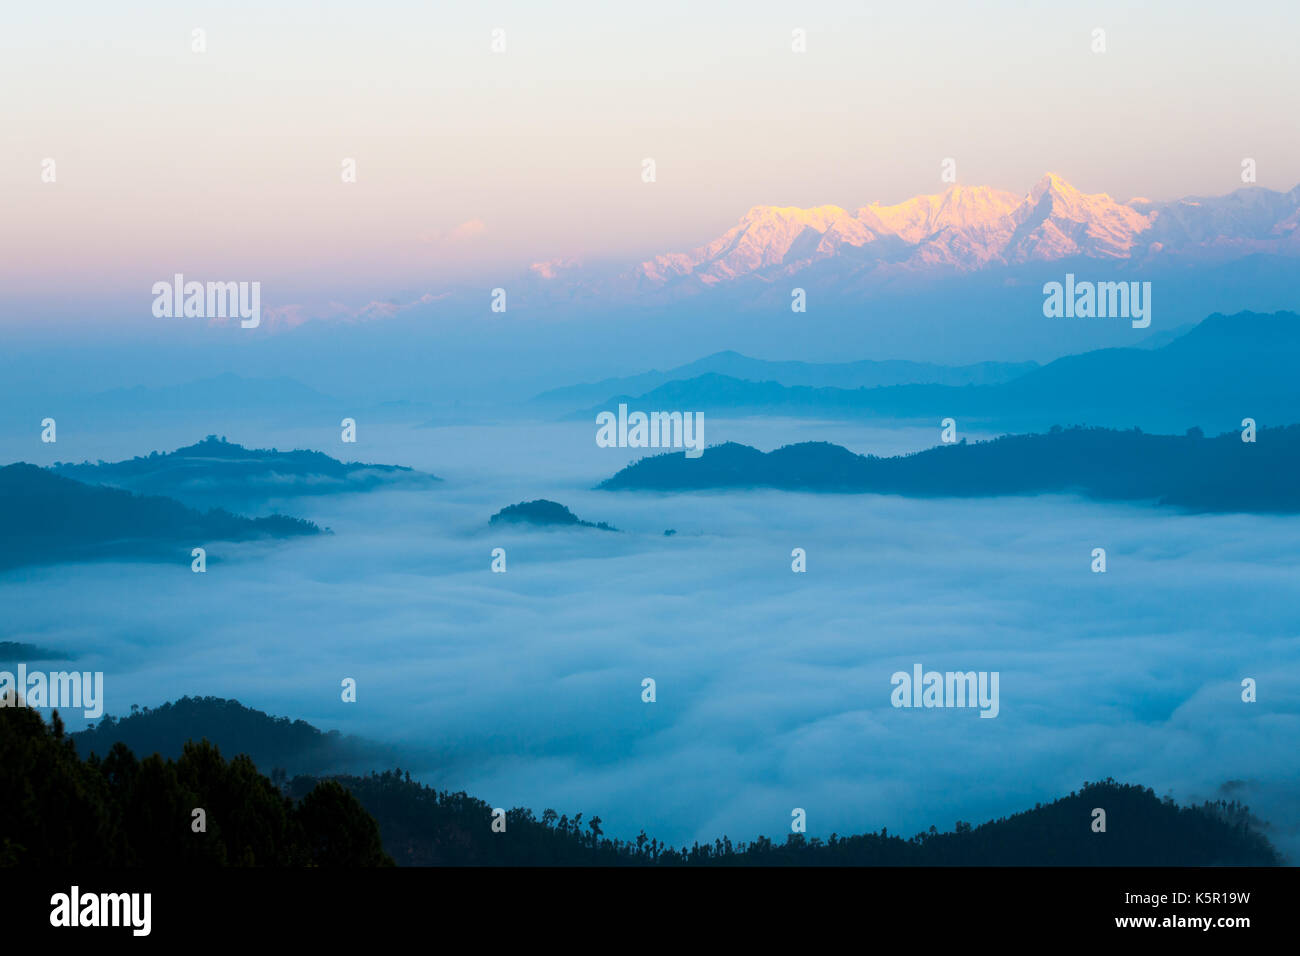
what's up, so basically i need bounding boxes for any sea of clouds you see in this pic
[2,418,1297,857]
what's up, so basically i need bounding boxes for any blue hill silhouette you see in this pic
[574,311,1300,433]
[535,350,1037,406]
[490,499,617,531]
[599,424,1299,513]
[51,434,439,500]
[0,463,320,570]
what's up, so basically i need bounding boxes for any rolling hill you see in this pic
[0,464,320,571]
[598,424,1300,513]
[51,435,439,501]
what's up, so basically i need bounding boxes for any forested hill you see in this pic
[0,464,319,570]
[41,695,1281,867]
[489,499,617,530]
[1,699,390,867]
[598,424,1300,513]
[51,434,439,498]
[72,696,391,778]
[297,771,1277,867]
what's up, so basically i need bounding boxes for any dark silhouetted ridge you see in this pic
[598,425,1300,513]
[0,464,320,570]
[489,499,617,530]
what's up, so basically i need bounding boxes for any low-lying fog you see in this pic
[3,418,1297,857]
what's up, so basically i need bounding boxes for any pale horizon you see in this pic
[5,0,1300,319]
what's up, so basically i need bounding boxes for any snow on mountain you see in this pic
[632,175,1300,286]
[1002,173,1152,262]
[636,204,869,285]
[860,184,1019,243]
[1135,185,1300,246]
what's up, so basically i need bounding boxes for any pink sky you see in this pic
[3,0,1298,314]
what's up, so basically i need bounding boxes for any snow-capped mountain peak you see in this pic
[632,175,1298,286]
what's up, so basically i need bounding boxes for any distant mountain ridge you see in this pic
[573,311,1300,433]
[598,424,1300,513]
[534,350,1039,407]
[628,174,1300,290]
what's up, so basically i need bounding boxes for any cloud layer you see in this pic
[3,419,1296,856]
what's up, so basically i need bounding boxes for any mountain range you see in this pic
[571,311,1300,433]
[625,174,1300,290]
[534,350,1038,407]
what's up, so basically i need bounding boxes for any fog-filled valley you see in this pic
[4,407,1296,858]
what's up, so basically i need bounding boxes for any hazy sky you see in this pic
[4,0,1299,313]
